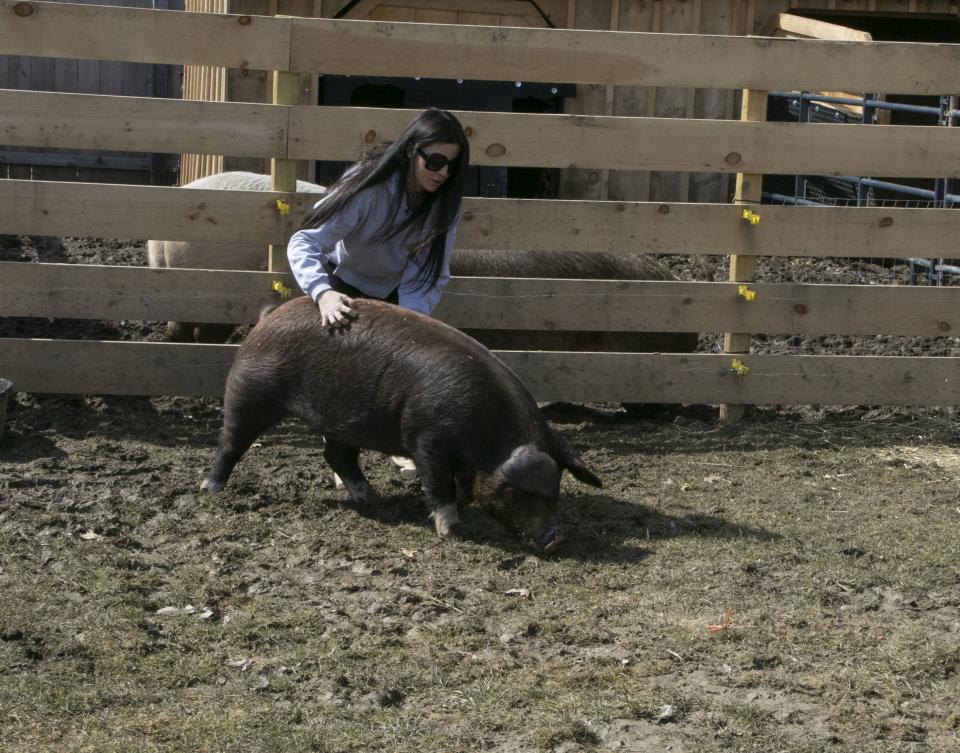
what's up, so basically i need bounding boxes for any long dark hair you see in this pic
[300,108,469,291]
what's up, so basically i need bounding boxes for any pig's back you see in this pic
[232,298,544,450]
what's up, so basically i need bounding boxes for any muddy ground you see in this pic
[1,236,960,752]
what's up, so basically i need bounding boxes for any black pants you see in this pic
[326,265,399,305]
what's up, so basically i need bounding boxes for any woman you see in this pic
[287,107,469,330]
[287,108,469,481]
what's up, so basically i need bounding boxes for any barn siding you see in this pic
[0,0,183,184]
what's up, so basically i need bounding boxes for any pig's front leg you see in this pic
[323,438,379,505]
[419,464,460,537]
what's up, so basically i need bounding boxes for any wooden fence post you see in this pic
[720,87,767,425]
[269,69,300,274]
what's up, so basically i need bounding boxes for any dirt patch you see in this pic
[2,237,960,752]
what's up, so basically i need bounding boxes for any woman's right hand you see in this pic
[316,290,358,330]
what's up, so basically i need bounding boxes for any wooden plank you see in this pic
[438,278,960,337]
[338,0,380,17]
[289,13,960,94]
[457,12,501,25]
[650,0,690,203]
[599,0,619,200]
[500,352,960,406]
[0,179,298,243]
[412,8,457,24]
[3,338,960,406]
[556,0,608,200]
[0,338,235,397]
[270,69,301,274]
[1,179,957,256]
[0,150,151,170]
[370,5,416,21]
[0,263,281,324]
[382,0,536,13]
[0,0,290,70]
[7,262,960,339]
[722,86,767,424]
[27,53,55,92]
[689,0,731,205]
[764,12,872,41]
[0,90,288,159]
[52,55,78,92]
[500,14,538,27]
[289,105,960,177]
[607,0,652,202]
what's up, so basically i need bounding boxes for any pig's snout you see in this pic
[540,524,564,554]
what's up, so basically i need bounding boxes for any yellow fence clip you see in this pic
[271,280,293,299]
[275,198,290,216]
[737,284,756,302]
[730,358,750,376]
[740,208,760,225]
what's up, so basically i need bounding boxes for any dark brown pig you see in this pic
[200,297,602,552]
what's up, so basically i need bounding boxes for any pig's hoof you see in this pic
[389,455,419,481]
[431,504,460,537]
[332,472,345,490]
[347,483,381,506]
[541,526,564,554]
[200,478,224,493]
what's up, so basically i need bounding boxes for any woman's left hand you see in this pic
[317,290,358,330]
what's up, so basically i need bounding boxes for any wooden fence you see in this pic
[1,0,960,406]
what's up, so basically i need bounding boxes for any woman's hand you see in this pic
[316,290,358,330]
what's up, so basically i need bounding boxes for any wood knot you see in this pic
[938,321,951,332]
[793,304,808,315]
[657,204,670,214]
[616,203,625,212]
[464,126,474,138]
[588,171,600,184]
[485,143,506,158]
[724,152,742,166]
[682,297,692,305]
[238,15,252,25]
[13,2,35,16]
[364,130,377,143]
[879,216,894,228]
[462,212,474,222]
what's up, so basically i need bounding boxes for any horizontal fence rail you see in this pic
[3,93,960,177]
[3,2,960,93]
[1,338,958,406]
[5,262,960,338]
[0,179,954,257]
[0,179,301,244]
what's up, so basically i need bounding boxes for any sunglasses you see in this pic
[416,148,457,172]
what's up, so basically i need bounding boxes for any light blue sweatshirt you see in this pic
[286,174,459,316]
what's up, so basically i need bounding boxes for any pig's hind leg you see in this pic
[323,438,379,505]
[201,403,278,493]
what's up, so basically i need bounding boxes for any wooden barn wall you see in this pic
[0,0,183,184]
[179,0,229,184]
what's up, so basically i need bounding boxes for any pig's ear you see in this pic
[558,446,603,488]
[500,445,561,498]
